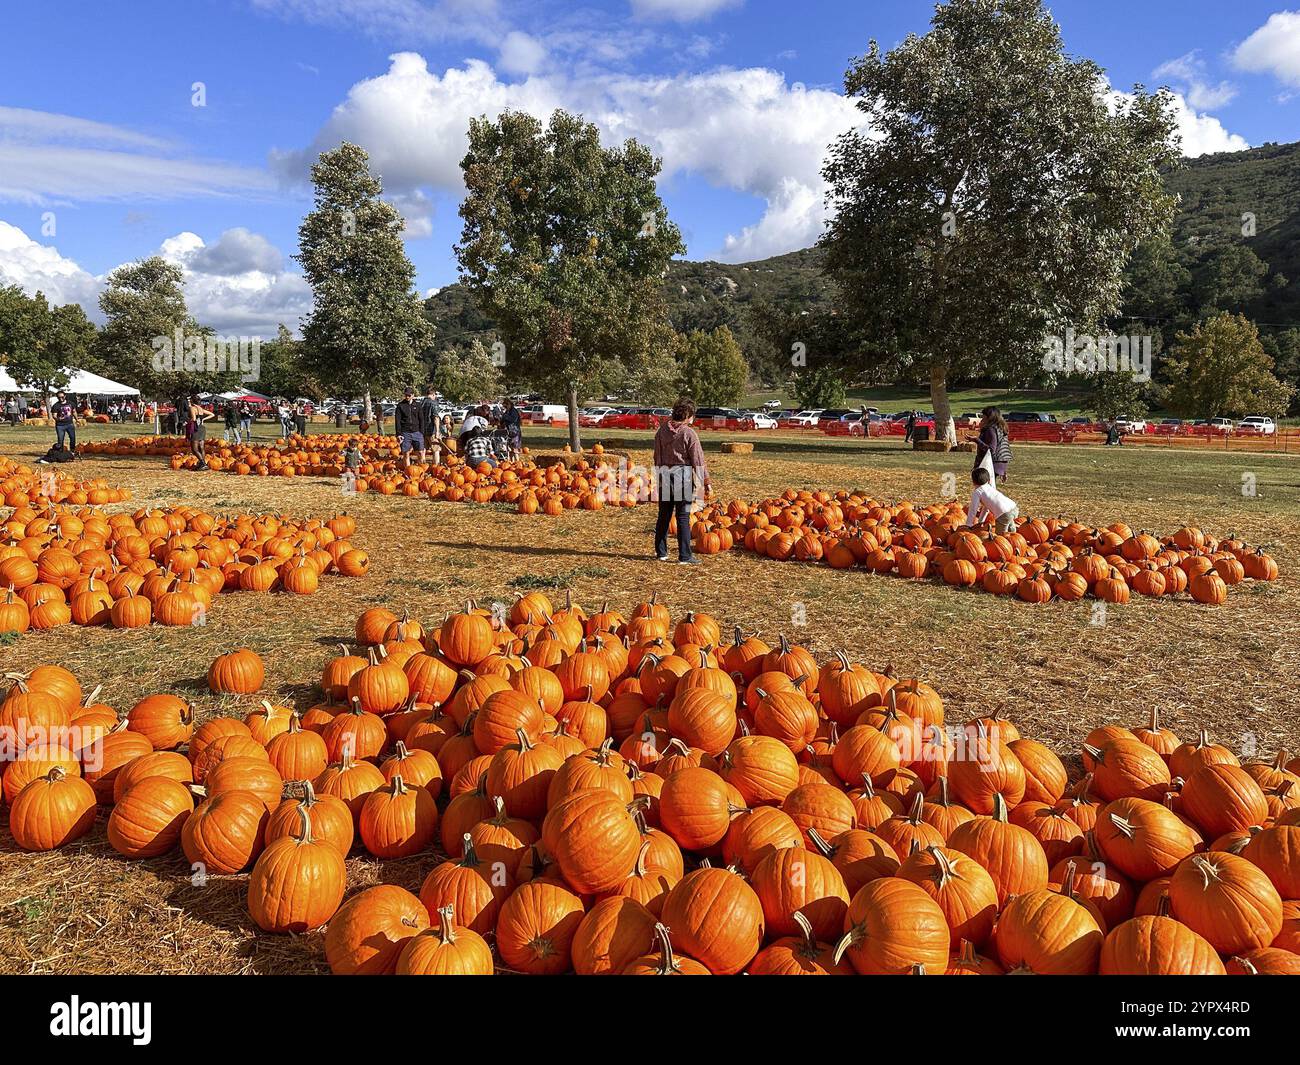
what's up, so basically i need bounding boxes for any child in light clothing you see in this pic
[966,467,1019,534]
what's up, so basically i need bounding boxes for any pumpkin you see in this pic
[897,845,998,948]
[995,886,1103,975]
[1084,736,1171,802]
[721,806,805,872]
[947,722,1026,813]
[1240,825,1300,898]
[325,885,429,975]
[395,904,494,975]
[834,877,950,975]
[419,833,515,935]
[658,867,765,975]
[748,910,853,975]
[658,767,741,852]
[107,776,195,858]
[125,694,194,750]
[247,804,347,933]
[1099,908,1226,975]
[494,880,585,975]
[358,775,439,859]
[1168,851,1283,955]
[1093,797,1198,881]
[207,648,265,694]
[571,897,658,975]
[181,789,269,873]
[718,735,800,806]
[7,765,97,851]
[947,794,1048,906]
[1179,764,1268,838]
[486,728,564,821]
[750,846,850,942]
[622,922,712,975]
[544,788,642,893]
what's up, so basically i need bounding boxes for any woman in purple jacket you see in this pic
[974,407,1011,482]
[652,398,712,565]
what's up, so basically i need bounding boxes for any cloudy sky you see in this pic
[1,0,1297,336]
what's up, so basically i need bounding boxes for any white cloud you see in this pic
[1233,11,1300,86]
[249,0,503,44]
[0,220,309,338]
[1108,86,1248,157]
[0,107,274,207]
[275,53,860,261]
[1152,52,1238,111]
[630,0,743,21]
[498,30,547,75]
[0,220,103,312]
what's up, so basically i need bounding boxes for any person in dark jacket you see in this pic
[499,397,522,460]
[419,385,442,465]
[903,410,917,445]
[52,391,76,452]
[652,397,712,565]
[974,407,1012,482]
[394,387,424,468]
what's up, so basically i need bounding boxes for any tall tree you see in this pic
[1164,313,1295,418]
[676,326,748,406]
[1088,370,1148,421]
[94,257,229,400]
[1,287,68,394]
[433,339,503,403]
[457,109,684,450]
[821,0,1180,443]
[296,143,433,420]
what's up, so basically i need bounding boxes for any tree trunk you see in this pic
[930,363,957,446]
[567,383,581,452]
[363,389,373,428]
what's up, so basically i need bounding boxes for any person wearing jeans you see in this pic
[52,391,76,452]
[652,397,711,565]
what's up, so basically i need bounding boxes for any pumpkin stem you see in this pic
[991,792,1009,823]
[460,833,482,868]
[293,802,315,845]
[436,904,457,944]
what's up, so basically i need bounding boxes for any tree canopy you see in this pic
[821,0,1180,441]
[456,108,684,448]
[676,327,748,406]
[1164,313,1294,418]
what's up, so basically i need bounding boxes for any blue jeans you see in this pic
[654,500,693,560]
[56,424,76,450]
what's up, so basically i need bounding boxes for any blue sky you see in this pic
[2,0,1298,336]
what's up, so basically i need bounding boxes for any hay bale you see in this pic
[721,441,754,455]
[951,442,977,453]
[913,440,951,452]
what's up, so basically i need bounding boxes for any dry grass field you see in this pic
[1,420,1296,973]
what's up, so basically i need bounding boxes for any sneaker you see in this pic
[678,557,702,566]
[655,555,669,562]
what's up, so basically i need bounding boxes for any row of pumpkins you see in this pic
[0,457,367,635]
[3,593,1297,974]
[84,432,644,512]
[687,491,1279,606]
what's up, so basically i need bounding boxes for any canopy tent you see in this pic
[0,366,139,397]
[215,388,272,403]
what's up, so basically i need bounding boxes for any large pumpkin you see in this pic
[658,867,765,975]
[834,878,950,975]
[1167,851,1283,955]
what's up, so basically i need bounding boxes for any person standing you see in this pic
[903,410,917,446]
[223,401,238,442]
[974,407,1011,483]
[500,397,523,460]
[419,384,442,465]
[4,395,16,426]
[52,391,76,452]
[394,387,424,469]
[238,401,252,442]
[188,395,213,470]
[652,397,711,566]
[294,399,308,437]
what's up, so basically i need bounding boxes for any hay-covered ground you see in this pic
[1,420,1296,973]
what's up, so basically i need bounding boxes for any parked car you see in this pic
[761,400,784,410]
[1006,411,1059,423]
[1237,415,1277,435]
[1113,415,1147,433]
[694,407,741,422]
[789,409,824,426]
[1065,416,1092,427]
[740,411,778,429]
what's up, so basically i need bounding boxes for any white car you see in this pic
[789,409,824,426]
[1237,415,1277,435]
[741,412,778,429]
[1113,415,1147,433]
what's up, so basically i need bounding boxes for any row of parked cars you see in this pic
[1063,415,1279,435]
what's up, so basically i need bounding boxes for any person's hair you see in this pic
[672,397,696,421]
[972,467,991,485]
[980,407,1008,435]
[189,394,201,403]
[502,397,513,408]
[404,386,414,395]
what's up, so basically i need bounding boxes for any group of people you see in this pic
[393,390,525,471]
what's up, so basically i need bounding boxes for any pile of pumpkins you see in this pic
[687,491,1279,606]
[84,431,641,513]
[0,470,368,635]
[4,594,1297,975]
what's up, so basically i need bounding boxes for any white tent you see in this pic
[0,366,139,397]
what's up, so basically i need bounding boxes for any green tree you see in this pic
[1088,370,1148,421]
[457,108,685,449]
[676,326,748,406]
[432,339,503,403]
[1164,313,1295,418]
[94,257,229,400]
[297,143,433,420]
[256,324,323,399]
[1,287,68,394]
[791,364,848,409]
[821,0,1179,444]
